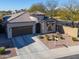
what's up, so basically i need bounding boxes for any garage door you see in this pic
[12,26,33,37]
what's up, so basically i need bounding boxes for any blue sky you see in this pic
[0,0,45,10]
[0,0,78,11]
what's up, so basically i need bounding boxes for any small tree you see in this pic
[64,0,79,27]
[28,3,46,13]
[45,0,58,18]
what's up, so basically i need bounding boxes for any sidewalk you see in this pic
[7,45,79,59]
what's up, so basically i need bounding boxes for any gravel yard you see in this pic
[38,33,79,49]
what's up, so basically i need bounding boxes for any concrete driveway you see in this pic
[11,35,79,59]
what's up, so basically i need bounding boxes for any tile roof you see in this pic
[7,11,56,23]
[31,11,45,15]
[8,12,38,23]
[8,12,24,21]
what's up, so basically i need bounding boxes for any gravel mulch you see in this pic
[0,48,17,59]
[39,33,79,49]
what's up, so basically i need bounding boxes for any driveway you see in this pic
[12,35,79,59]
[12,35,49,59]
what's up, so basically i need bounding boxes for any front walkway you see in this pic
[11,35,79,59]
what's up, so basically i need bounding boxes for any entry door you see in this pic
[36,23,41,33]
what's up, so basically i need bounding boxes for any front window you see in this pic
[48,24,52,31]
[46,22,55,32]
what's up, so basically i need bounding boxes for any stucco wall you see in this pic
[8,22,35,27]
[41,22,56,33]
[63,26,78,37]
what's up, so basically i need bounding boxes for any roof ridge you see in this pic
[8,12,25,22]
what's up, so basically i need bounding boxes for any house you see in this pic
[3,11,56,38]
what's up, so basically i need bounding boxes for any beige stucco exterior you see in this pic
[6,12,56,38]
[7,21,56,38]
[40,21,56,34]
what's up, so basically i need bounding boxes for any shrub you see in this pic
[38,35,44,39]
[0,47,5,54]
[52,35,56,41]
[72,37,79,41]
[45,35,50,41]
[60,36,65,40]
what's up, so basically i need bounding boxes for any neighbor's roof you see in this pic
[8,12,38,23]
[31,11,45,15]
[8,12,24,21]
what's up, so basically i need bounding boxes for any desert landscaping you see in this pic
[37,33,79,49]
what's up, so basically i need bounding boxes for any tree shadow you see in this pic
[13,35,35,49]
[56,54,79,59]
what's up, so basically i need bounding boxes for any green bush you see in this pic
[0,47,5,54]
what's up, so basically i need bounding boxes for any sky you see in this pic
[0,0,78,11]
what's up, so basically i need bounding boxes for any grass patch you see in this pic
[0,47,5,54]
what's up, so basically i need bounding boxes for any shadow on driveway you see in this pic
[56,54,79,59]
[13,35,35,49]
[0,34,14,48]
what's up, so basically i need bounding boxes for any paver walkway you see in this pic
[12,35,79,59]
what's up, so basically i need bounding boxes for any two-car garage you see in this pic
[12,26,33,37]
[7,21,36,38]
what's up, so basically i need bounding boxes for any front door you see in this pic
[36,23,41,33]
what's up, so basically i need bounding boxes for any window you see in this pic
[48,24,52,31]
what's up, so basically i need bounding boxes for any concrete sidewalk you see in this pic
[8,46,79,59]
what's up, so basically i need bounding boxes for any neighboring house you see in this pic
[3,11,56,38]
